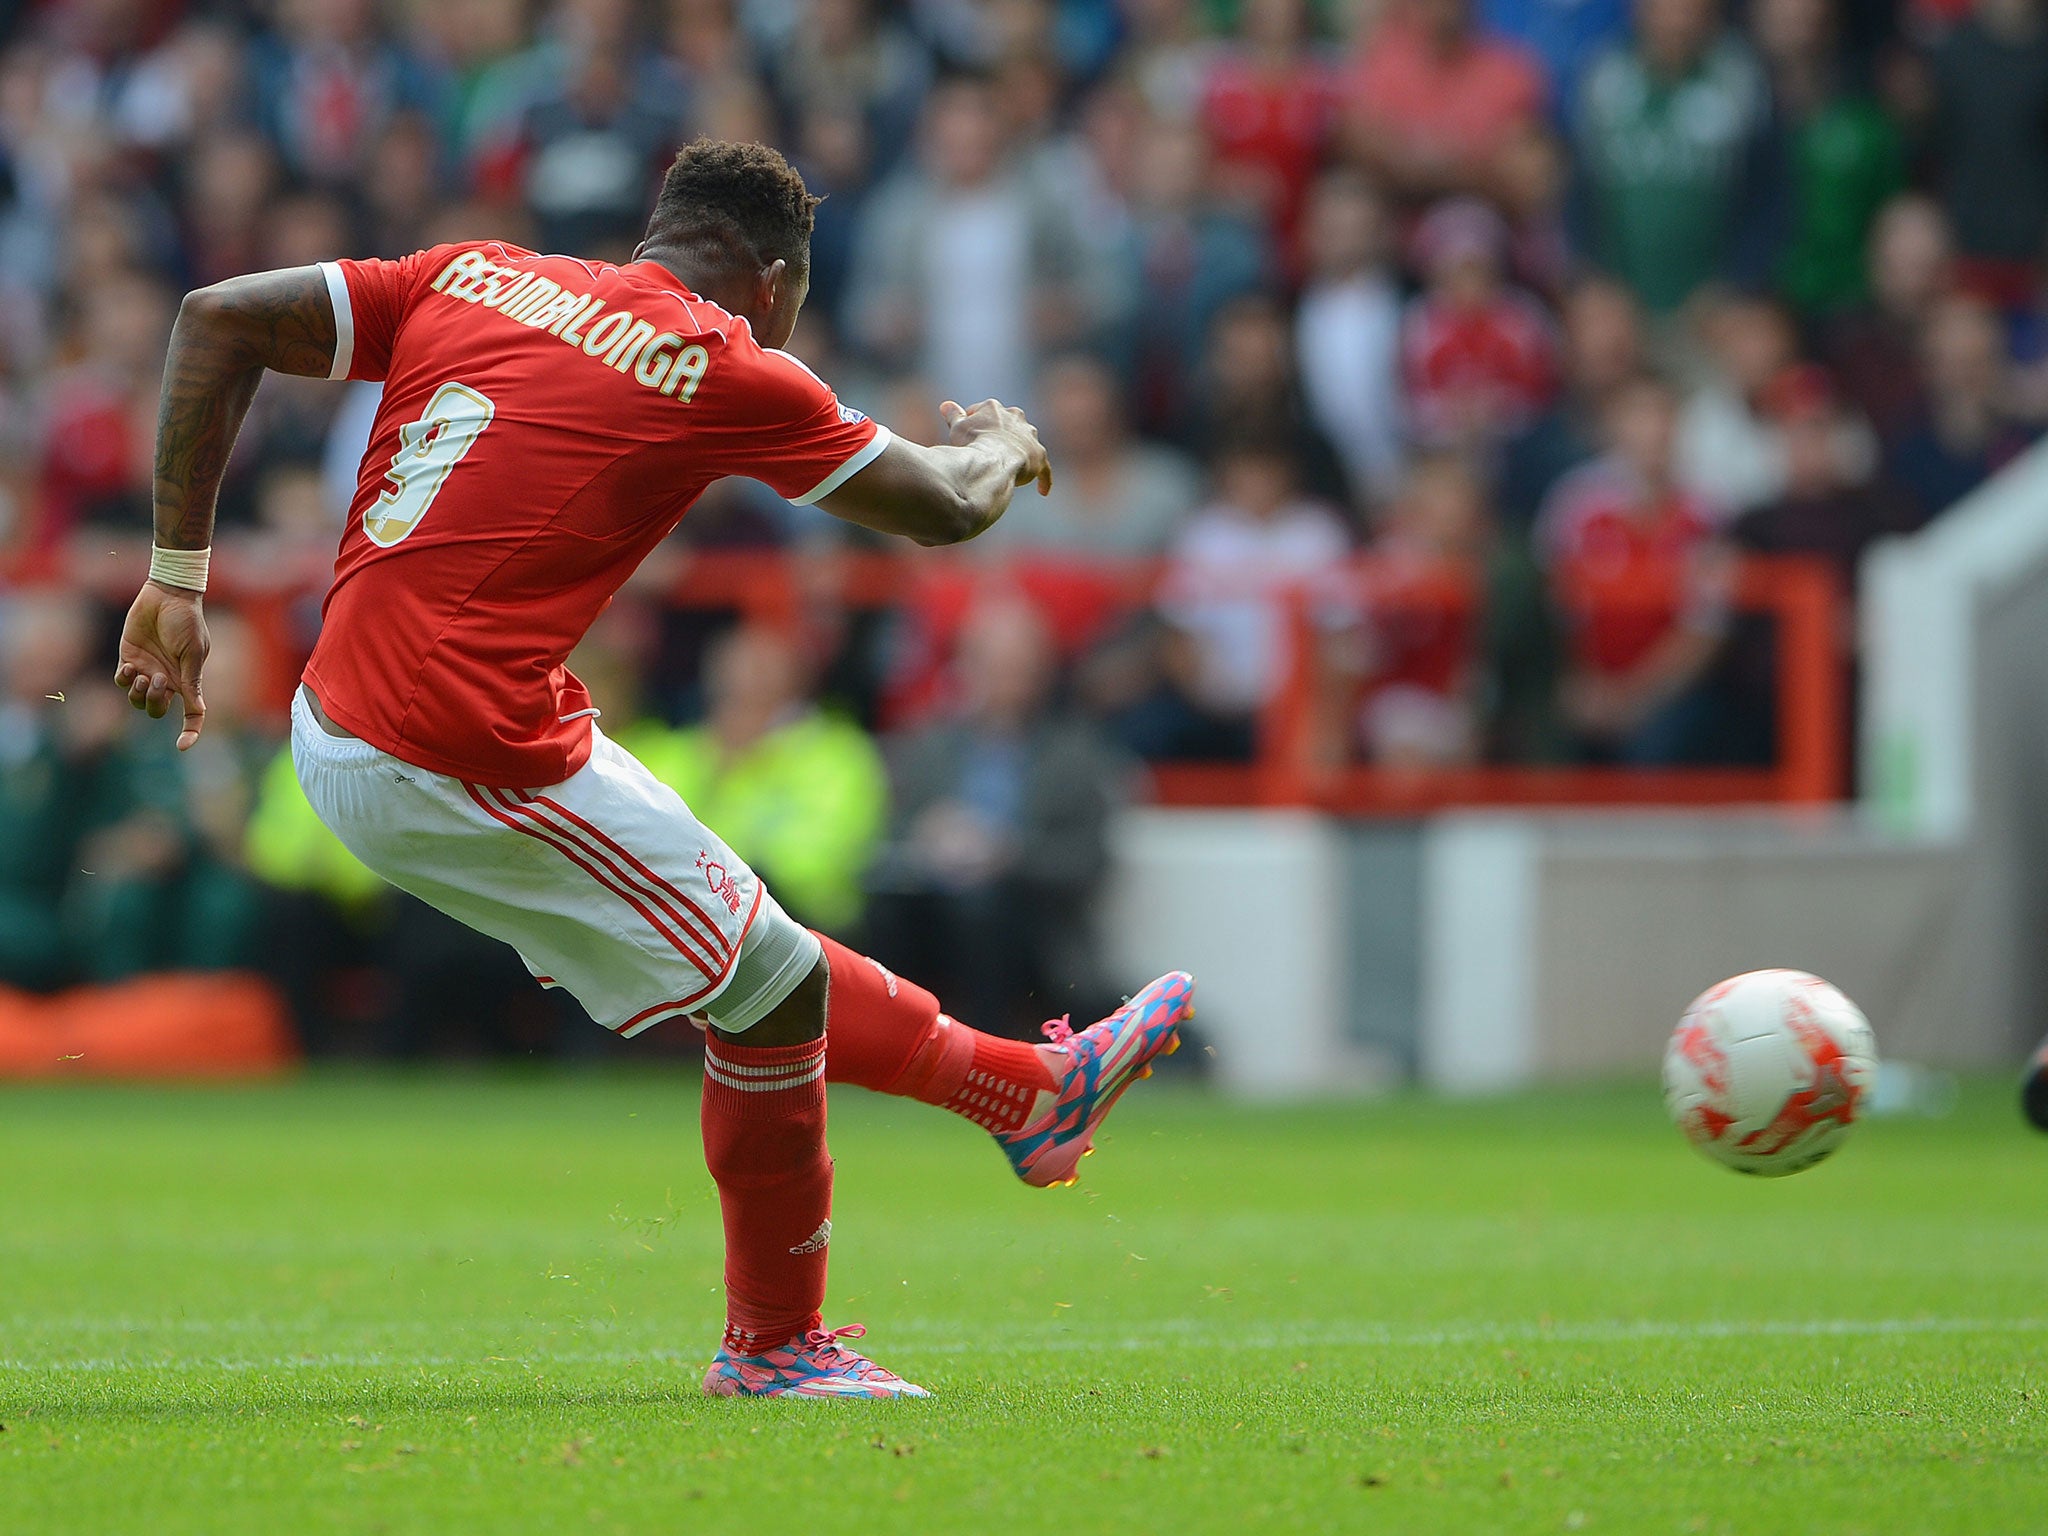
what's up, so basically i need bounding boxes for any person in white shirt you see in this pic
[1119,436,1352,761]
[845,74,1093,412]
[1294,167,1406,509]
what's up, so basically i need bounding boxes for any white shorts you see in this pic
[290,690,819,1035]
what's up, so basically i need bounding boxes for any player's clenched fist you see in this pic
[940,398,1053,496]
[113,581,210,751]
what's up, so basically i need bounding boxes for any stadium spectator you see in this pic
[1126,434,1352,762]
[1822,192,1954,447]
[0,317,29,546]
[1734,363,1923,591]
[1399,195,1559,453]
[1722,362,1917,763]
[846,72,1092,411]
[626,624,888,936]
[1121,0,1218,122]
[0,591,101,990]
[1886,291,2038,521]
[418,0,551,171]
[1536,373,1732,762]
[108,18,251,160]
[512,0,687,256]
[1124,114,1273,436]
[762,0,930,173]
[1333,453,1488,766]
[1295,167,1406,508]
[0,54,41,281]
[68,609,272,983]
[249,0,443,187]
[789,102,877,337]
[867,595,1127,1037]
[1181,293,1347,500]
[1753,0,1907,319]
[989,40,1067,161]
[239,465,346,670]
[1341,0,1548,205]
[665,0,756,88]
[1197,0,1335,270]
[361,111,445,259]
[265,188,357,270]
[974,353,1202,559]
[1924,0,2048,307]
[1498,275,1646,530]
[1028,79,1146,369]
[1676,293,1805,522]
[49,185,167,319]
[1572,0,1778,311]
[33,270,173,548]
[180,130,281,288]
[1494,121,1576,299]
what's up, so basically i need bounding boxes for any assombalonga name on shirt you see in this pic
[429,248,712,401]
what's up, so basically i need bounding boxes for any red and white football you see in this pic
[1662,969,1878,1177]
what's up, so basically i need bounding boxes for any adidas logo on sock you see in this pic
[788,1219,832,1255]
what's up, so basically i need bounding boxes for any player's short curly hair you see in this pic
[642,138,820,276]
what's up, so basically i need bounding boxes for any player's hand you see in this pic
[113,580,210,751]
[940,399,1053,496]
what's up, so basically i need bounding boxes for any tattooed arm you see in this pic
[148,267,339,550]
[115,266,340,749]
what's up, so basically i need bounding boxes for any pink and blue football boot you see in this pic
[995,971,1196,1189]
[702,1323,929,1399]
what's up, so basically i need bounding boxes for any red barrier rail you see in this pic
[1235,553,1848,812]
[4,541,1846,812]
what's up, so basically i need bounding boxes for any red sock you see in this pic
[814,933,1056,1134]
[701,1034,833,1355]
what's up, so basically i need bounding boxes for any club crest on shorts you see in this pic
[695,852,744,914]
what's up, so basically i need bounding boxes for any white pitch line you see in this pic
[1,1316,2044,1374]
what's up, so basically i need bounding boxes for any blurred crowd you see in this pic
[3,0,2048,1049]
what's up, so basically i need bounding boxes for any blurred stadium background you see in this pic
[1,0,2045,1095]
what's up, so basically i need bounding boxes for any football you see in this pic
[1662,969,1879,1177]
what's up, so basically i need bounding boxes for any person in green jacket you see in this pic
[622,623,887,936]
[66,609,273,982]
[0,593,103,990]
[1753,0,1906,318]
[1573,0,1779,312]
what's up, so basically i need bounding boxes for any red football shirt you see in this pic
[301,242,888,786]
[1199,54,1335,271]
[1399,289,1558,445]
[1344,17,1546,175]
[1535,456,1723,676]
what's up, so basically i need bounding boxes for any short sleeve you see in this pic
[711,346,891,505]
[319,246,459,383]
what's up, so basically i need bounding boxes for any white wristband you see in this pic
[148,545,211,593]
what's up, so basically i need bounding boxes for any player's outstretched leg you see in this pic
[698,968,927,1399]
[814,934,1195,1189]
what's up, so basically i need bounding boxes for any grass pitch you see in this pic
[3,1073,2045,1534]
